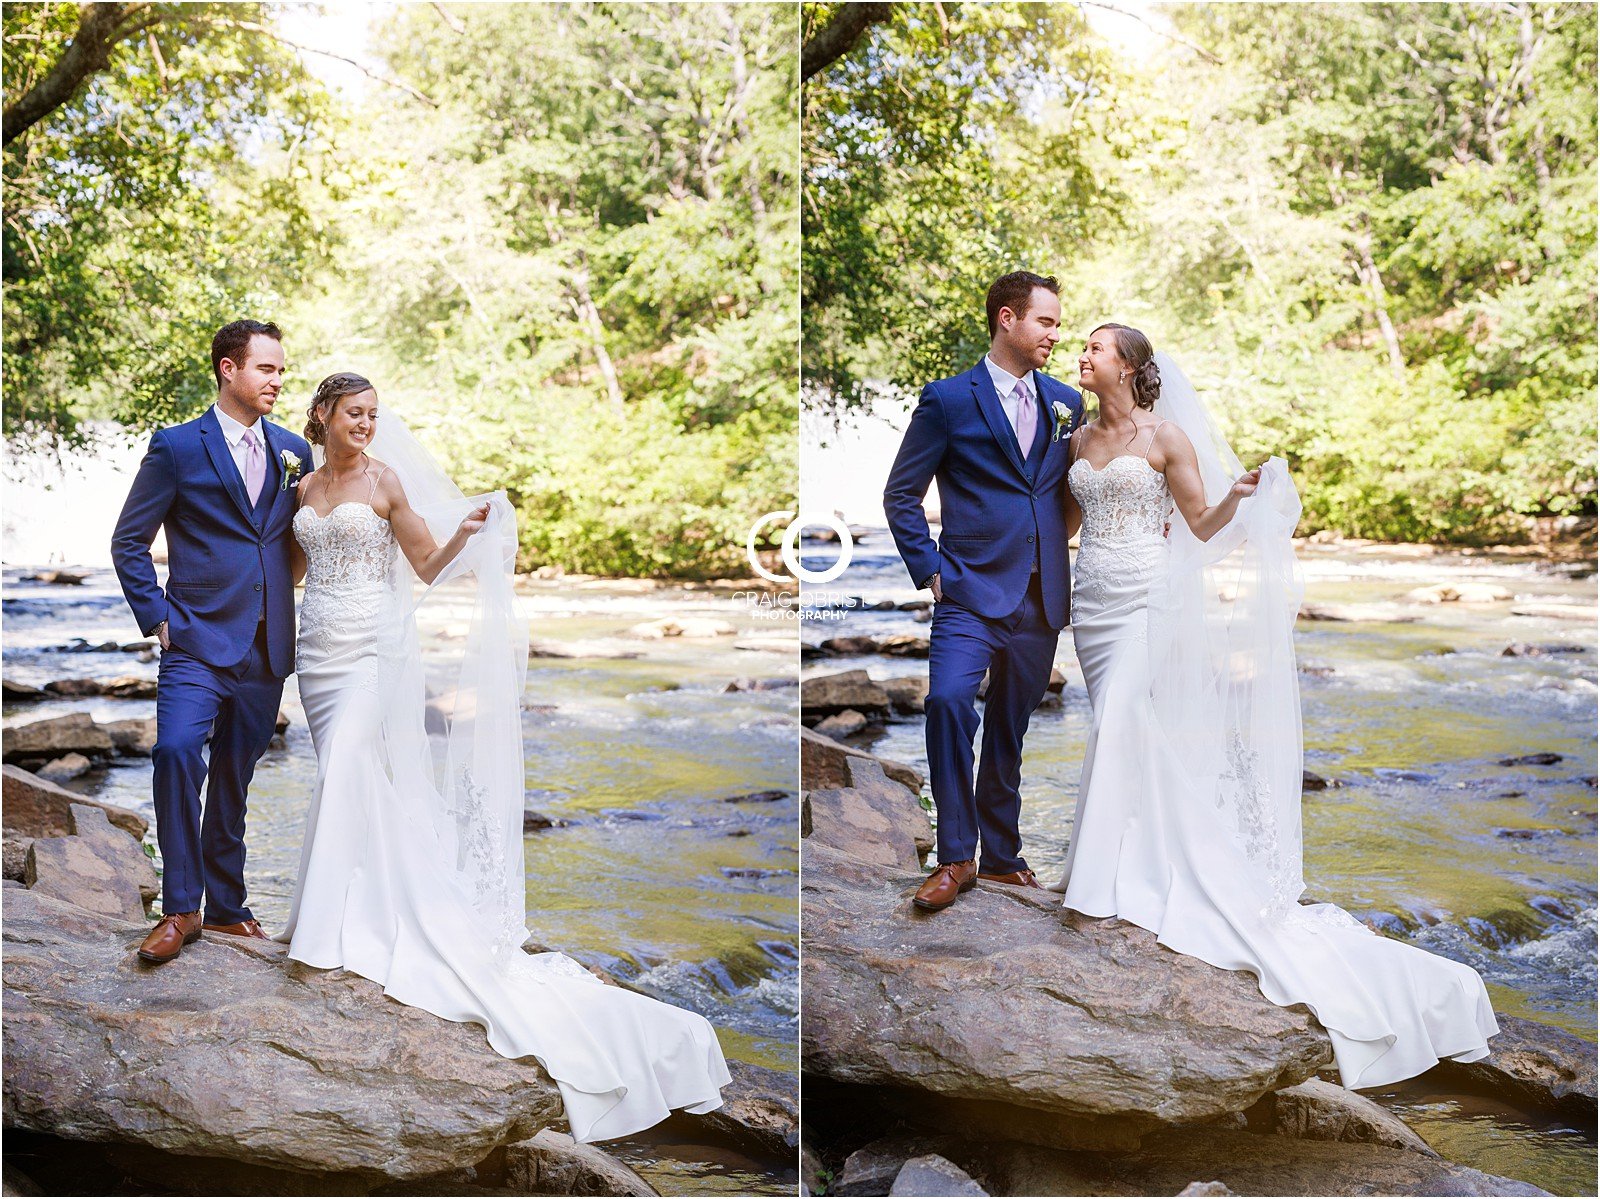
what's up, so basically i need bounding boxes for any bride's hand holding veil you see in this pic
[1155,418,1267,543]
[380,469,493,585]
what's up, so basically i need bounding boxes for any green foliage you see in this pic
[805,0,1596,543]
[5,2,798,578]
[802,2,1128,414]
[3,3,339,445]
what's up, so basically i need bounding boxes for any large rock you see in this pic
[890,1153,988,1196]
[103,718,157,757]
[2,714,115,762]
[984,1127,1548,1197]
[1,888,564,1180]
[23,803,155,920]
[802,670,892,720]
[691,1057,798,1159]
[801,840,1333,1144]
[881,676,929,715]
[2,765,147,840]
[503,1129,657,1196]
[43,676,157,699]
[803,755,931,869]
[37,753,92,783]
[800,725,922,794]
[1251,1077,1435,1155]
[876,634,930,659]
[1430,1014,1597,1118]
[813,710,870,740]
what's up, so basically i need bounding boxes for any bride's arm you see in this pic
[1064,427,1084,540]
[290,476,310,585]
[378,471,491,585]
[1155,424,1261,543]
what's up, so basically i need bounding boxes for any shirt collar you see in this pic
[984,355,1035,402]
[212,403,262,448]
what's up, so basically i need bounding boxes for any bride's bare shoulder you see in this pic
[1149,419,1196,469]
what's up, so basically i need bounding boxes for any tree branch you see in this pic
[4,2,142,146]
[802,2,894,82]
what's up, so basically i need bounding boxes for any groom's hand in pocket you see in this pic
[155,620,171,651]
[928,572,942,602]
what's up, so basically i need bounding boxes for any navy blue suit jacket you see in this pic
[883,361,1085,629]
[111,408,310,677]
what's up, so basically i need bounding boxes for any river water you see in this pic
[1,568,798,1195]
[801,530,1596,1196]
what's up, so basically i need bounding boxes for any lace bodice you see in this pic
[1070,456,1170,546]
[294,503,398,591]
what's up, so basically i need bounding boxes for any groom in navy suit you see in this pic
[884,272,1084,911]
[112,320,312,962]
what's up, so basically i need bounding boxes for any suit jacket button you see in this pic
[1027,534,1036,543]
[254,583,263,591]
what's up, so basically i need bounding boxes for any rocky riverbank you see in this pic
[0,764,796,1196]
[798,734,1591,1197]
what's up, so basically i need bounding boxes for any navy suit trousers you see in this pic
[925,573,1060,873]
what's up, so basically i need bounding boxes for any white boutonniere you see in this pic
[280,449,303,492]
[1051,401,1075,443]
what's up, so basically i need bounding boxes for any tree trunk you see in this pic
[572,256,625,421]
[801,2,893,81]
[3,3,153,146]
[718,3,767,222]
[1353,232,1406,382]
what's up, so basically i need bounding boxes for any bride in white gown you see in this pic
[1050,325,1498,1089]
[281,373,729,1142]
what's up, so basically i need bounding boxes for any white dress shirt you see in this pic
[984,355,1038,441]
[212,404,264,484]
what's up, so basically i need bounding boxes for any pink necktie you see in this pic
[243,427,265,504]
[1013,381,1037,461]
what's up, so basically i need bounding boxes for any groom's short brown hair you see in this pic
[212,320,283,386]
[986,272,1060,338]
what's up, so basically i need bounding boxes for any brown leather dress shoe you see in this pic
[138,911,202,963]
[978,868,1043,889]
[202,919,270,939]
[912,860,977,912]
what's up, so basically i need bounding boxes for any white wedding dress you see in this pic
[1054,422,1499,1090]
[279,490,729,1142]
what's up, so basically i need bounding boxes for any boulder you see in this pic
[723,677,799,693]
[502,1129,657,1196]
[2,833,34,882]
[1,888,564,1180]
[803,756,932,872]
[22,803,156,919]
[817,635,881,657]
[1250,1077,1435,1154]
[881,676,929,715]
[802,670,892,720]
[104,718,157,757]
[876,634,930,659]
[1429,1014,1596,1118]
[2,714,115,761]
[1509,602,1593,621]
[1406,584,1512,604]
[833,1135,950,1197]
[626,617,736,639]
[522,810,570,831]
[43,676,157,700]
[2,678,45,701]
[37,753,92,783]
[801,840,1333,1143]
[813,710,869,740]
[890,1153,988,1196]
[983,1127,1548,1197]
[2,765,147,840]
[800,725,922,794]
[689,1057,798,1159]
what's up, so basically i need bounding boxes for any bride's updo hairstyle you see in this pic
[305,372,375,446]
[1091,323,1161,411]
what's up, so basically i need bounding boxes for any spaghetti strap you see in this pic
[1141,420,1168,460]
[367,465,388,502]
